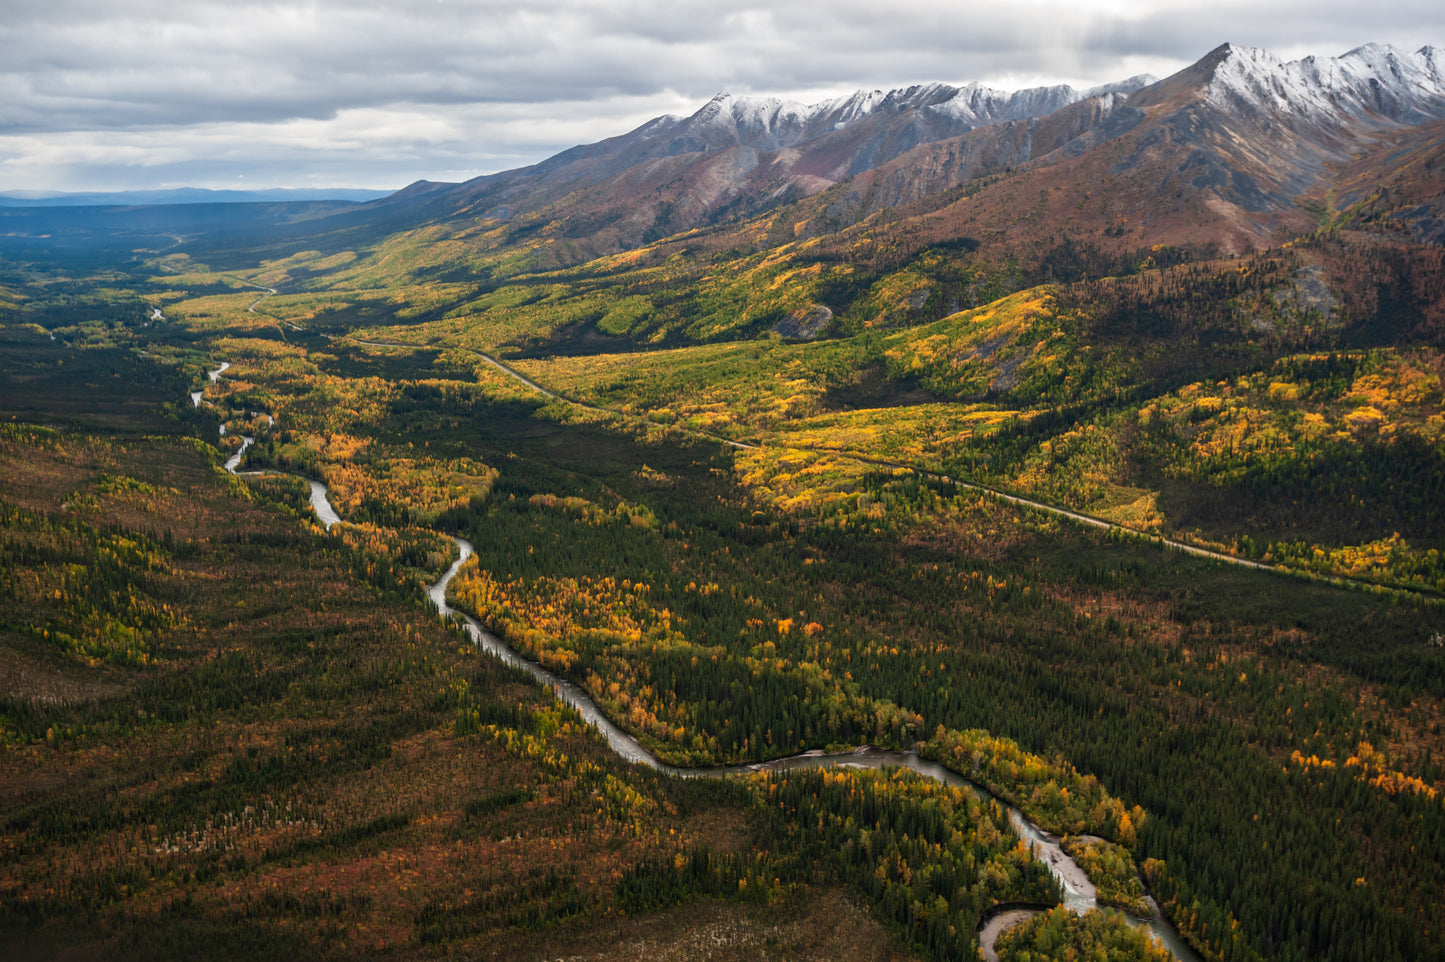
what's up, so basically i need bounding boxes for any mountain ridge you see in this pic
[420,73,1165,231]
[1203,42,1445,124]
[648,73,1162,149]
[364,41,1441,269]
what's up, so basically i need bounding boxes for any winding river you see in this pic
[223,436,341,531]
[427,534,1202,961]
[202,367,1200,962]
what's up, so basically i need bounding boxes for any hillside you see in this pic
[3,39,1445,962]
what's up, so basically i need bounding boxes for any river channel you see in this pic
[204,368,1200,961]
[426,534,1202,961]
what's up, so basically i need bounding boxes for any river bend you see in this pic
[428,534,1200,961]
[199,366,1198,961]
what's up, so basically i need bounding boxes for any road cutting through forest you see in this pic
[345,335,1428,598]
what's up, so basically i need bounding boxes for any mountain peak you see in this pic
[1084,74,1159,98]
[1201,41,1246,65]
[1202,42,1445,123]
[675,78,1110,148]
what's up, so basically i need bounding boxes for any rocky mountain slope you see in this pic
[361,43,1443,267]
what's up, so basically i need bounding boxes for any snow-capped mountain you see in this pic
[647,75,1158,152]
[425,72,1162,235]
[1204,43,1445,124]
[380,42,1445,267]
[832,40,1445,257]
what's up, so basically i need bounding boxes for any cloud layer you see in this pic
[2,0,1441,191]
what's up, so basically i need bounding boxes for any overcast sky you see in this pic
[1,0,1441,193]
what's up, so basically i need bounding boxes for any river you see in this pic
[203,367,1199,961]
[222,435,340,531]
[191,361,229,407]
[427,533,1202,961]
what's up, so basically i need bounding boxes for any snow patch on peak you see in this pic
[681,66,1191,146]
[689,80,1066,140]
[1205,43,1445,123]
[687,91,822,146]
[927,82,1079,126]
[898,81,959,104]
[638,113,684,134]
[1085,74,1158,98]
[820,88,889,127]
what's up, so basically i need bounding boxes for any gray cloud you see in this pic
[1,0,1441,191]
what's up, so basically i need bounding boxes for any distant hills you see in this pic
[0,187,394,207]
